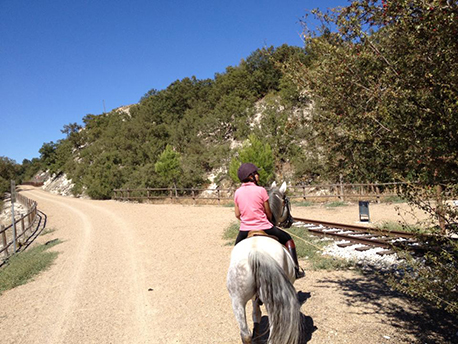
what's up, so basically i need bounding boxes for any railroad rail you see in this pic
[292,217,420,256]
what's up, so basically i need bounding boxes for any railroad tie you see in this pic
[354,246,372,251]
[337,242,355,248]
[376,249,395,256]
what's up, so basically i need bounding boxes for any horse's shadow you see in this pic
[252,291,316,344]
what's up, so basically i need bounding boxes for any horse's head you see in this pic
[268,181,293,228]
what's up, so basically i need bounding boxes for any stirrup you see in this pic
[295,267,305,279]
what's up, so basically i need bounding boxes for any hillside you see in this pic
[31,45,316,199]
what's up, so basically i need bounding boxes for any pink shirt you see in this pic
[234,182,273,231]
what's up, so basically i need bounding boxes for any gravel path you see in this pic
[0,187,455,343]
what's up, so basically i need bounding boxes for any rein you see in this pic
[279,195,294,228]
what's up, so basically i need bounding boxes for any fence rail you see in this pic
[21,181,44,187]
[1,193,39,260]
[113,182,405,203]
[113,187,235,203]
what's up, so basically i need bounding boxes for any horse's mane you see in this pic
[268,187,284,225]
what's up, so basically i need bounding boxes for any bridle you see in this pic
[279,195,294,228]
[271,192,294,228]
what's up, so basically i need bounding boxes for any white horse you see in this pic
[227,182,301,344]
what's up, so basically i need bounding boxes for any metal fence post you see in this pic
[11,180,17,253]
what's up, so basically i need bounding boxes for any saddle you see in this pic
[247,230,279,242]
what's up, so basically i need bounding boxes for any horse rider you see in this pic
[234,163,305,279]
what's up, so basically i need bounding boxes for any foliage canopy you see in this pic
[284,0,458,314]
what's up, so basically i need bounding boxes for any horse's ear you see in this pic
[271,181,277,188]
[280,182,287,194]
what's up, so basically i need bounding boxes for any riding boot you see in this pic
[286,240,305,279]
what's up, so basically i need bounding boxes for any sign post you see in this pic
[358,200,370,222]
[11,180,17,253]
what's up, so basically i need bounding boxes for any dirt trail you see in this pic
[0,187,455,343]
[0,187,238,343]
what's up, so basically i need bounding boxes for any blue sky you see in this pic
[0,0,345,163]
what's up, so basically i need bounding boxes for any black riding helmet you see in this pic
[237,163,259,182]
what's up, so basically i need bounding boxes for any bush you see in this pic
[228,134,275,185]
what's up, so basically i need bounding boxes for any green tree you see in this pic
[253,95,301,162]
[20,158,43,182]
[38,142,58,172]
[291,0,458,313]
[81,151,124,199]
[154,145,182,189]
[39,140,72,176]
[294,0,458,185]
[229,135,275,185]
[0,157,20,195]
[61,122,83,149]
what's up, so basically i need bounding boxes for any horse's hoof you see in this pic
[296,268,305,279]
[241,335,252,344]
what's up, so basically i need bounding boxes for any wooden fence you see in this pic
[113,182,405,203]
[22,181,44,187]
[287,182,405,201]
[113,187,235,203]
[1,193,39,260]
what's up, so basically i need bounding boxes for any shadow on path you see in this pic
[251,290,316,344]
[316,270,458,343]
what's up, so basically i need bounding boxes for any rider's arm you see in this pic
[234,202,241,220]
[263,201,272,221]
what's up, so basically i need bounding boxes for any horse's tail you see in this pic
[248,250,301,344]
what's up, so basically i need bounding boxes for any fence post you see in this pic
[339,174,344,201]
[1,225,8,258]
[217,189,220,205]
[21,217,25,237]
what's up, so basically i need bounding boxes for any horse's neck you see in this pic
[268,189,282,223]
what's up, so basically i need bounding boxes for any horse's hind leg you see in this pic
[231,299,252,344]
[252,297,262,338]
